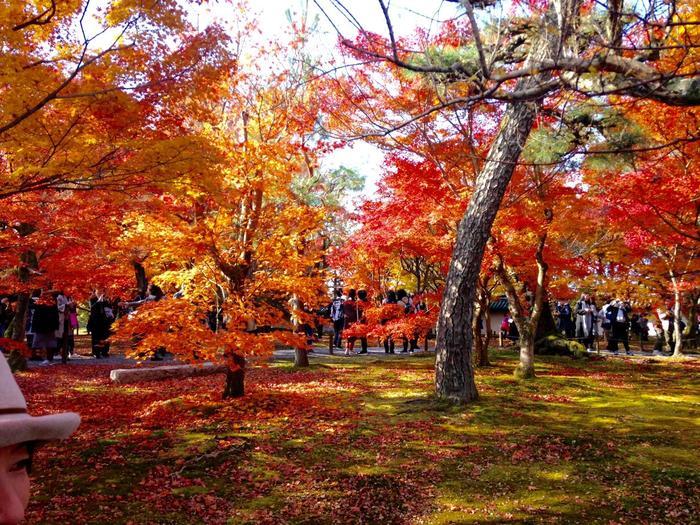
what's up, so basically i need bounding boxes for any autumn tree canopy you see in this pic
[318,0,700,402]
[1,0,698,401]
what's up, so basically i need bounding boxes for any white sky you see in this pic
[198,0,465,202]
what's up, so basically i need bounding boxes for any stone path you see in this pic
[26,344,697,370]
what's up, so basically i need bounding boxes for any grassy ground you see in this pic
[18,350,699,524]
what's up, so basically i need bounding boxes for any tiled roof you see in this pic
[489,296,509,313]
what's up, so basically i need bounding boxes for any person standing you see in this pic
[608,300,632,355]
[54,291,73,363]
[500,313,511,346]
[342,289,358,356]
[67,298,79,356]
[87,289,113,359]
[396,289,414,353]
[598,296,613,351]
[575,293,596,352]
[0,298,13,338]
[329,289,345,350]
[31,292,59,364]
[555,300,573,338]
[355,290,369,354]
[25,292,39,360]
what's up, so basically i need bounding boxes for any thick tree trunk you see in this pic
[515,326,536,379]
[535,300,558,341]
[435,102,537,402]
[9,293,28,342]
[223,353,246,399]
[133,260,148,296]
[435,102,537,401]
[294,348,309,367]
[434,0,578,401]
[496,264,538,380]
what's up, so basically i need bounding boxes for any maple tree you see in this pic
[319,0,700,401]
[0,0,236,361]
[1,0,698,398]
[109,20,342,392]
[582,101,700,355]
[1,0,233,198]
[0,2,345,389]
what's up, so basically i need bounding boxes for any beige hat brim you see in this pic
[0,412,80,448]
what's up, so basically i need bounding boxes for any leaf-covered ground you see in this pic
[18,351,699,524]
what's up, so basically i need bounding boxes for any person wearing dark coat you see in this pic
[328,289,345,349]
[31,296,59,364]
[87,291,114,358]
[342,289,358,356]
[0,298,14,338]
[608,300,632,355]
[555,301,574,338]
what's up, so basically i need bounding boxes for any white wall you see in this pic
[482,312,506,335]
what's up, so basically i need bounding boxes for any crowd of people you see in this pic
[0,290,80,364]
[0,283,170,364]
[3,285,697,364]
[500,293,695,355]
[326,288,427,356]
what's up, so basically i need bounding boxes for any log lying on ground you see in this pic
[110,363,228,384]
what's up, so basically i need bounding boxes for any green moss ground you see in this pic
[21,350,699,524]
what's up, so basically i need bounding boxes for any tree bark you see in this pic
[535,300,558,341]
[496,260,538,380]
[515,325,536,380]
[9,293,29,342]
[435,101,538,401]
[672,281,684,357]
[133,260,148,296]
[433,0,580,400]
[223,353,246,399]
[294,348,310,367]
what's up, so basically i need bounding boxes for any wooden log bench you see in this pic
[110,363,228,384]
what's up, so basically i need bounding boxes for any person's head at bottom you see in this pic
[0,355,80,524]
